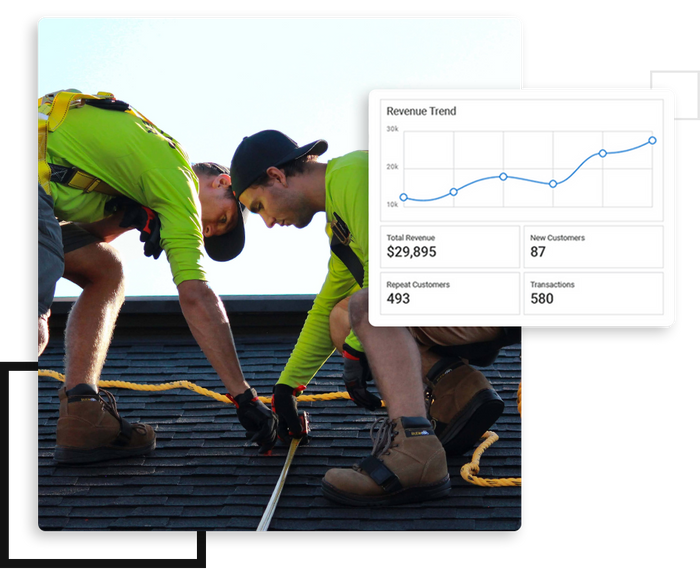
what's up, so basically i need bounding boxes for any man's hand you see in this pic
[120,204,162,259]
[272,384,309,444]
[342,343,383,411]
[227,388,278,452]
[106,197,163,259]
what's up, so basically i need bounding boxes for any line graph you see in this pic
[393,129,658,211]
[400,135,658,203]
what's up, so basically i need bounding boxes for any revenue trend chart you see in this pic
[368,90,675,327]
[400,135,657,204]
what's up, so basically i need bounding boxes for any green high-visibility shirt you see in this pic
[277,151,369,389]
[46,103,206,285]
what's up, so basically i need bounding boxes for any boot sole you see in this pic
[437,388,504,456]
[54,439,156,464]
[321,476,451,507]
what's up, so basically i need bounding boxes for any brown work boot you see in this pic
[426,356,504,456]
[321,417,450,506]
[54,384,156,464]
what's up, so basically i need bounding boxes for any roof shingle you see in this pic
[38,298,521,531]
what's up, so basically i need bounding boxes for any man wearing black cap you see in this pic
[39,90,277,464]
[230,130,516,506]
[229,131,448,506]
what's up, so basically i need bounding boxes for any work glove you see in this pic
[106,196,163,259]
[342,343,383,411]
[272,384,309,445]
[226,388,278,453]
[120,203,162,259]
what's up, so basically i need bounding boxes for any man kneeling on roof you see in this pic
[38,90,277,465]
[229,130,519,506]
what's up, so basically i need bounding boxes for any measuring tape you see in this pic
[256,412,310,531]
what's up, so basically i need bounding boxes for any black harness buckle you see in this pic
[84,98,131,112]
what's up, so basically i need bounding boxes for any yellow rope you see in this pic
[459,382,522,487]
[38,369,521,487]
[518,382,522,416]
[37,369,352,404]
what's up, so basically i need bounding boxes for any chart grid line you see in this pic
[399,132,656,206]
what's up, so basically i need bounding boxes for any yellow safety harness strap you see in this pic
[38,116,51,194]
[49,163,121,196]
[38,90,157,197]
[65,169,120,195]
[38,91,103,195]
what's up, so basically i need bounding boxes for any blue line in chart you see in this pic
[399,136,657,203]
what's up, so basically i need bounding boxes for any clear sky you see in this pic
[38,18,520,297]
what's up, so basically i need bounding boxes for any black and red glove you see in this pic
[120,203,162,259]
[106,196,163,259]
[226,388,278,453]
[342,343,382,411]
[272,384,309,445]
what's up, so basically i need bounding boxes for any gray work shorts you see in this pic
[38,185,98,317]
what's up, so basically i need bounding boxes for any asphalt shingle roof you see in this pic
[38,299,521,531]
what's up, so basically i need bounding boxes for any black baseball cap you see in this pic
[230,130,328,199]
[195,162,248,262]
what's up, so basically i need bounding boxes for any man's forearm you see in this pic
[177,279,249,396]
[76,211,130,243]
